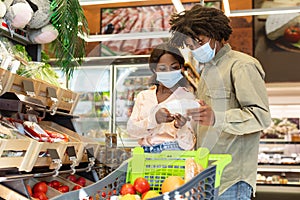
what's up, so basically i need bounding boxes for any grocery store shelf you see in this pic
[260,139,300,144]
[258,165,300,173]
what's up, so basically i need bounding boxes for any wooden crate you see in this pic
[56,88,79,114]
[38,121,85,166]
[39,121,99,163]
[0,68,13,96]
[0,184,30,200]
[33,140,67,168]
[35,79,60,109]
[0,132,38,172]
[8,73,40,97]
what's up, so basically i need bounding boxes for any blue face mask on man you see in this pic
[192,39,216,63]
[156,70,183,88]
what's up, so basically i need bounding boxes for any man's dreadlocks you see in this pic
[169,4,233,48]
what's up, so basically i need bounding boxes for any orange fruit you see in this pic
[161,176,184,194]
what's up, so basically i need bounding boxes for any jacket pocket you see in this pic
[206,89,231,99]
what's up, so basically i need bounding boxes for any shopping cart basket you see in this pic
[52,147,231,200]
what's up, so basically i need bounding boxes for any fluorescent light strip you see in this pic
[222,0,231,16]
[79,31,171,42]
[222,0,300,17]
[79,0,146,6]
[172,0,185,13]
[229,6,300,17]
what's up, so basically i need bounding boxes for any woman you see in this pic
[127,43,196,153]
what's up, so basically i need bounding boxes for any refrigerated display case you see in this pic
[55,56,151,147]
[113,64,152,137]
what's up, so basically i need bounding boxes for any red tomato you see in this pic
[33,182,48,194]
[133,177,150,194]
[32,192,48,200]
[67,174,77,183]
[50,180,61,189]
[72,185,82,190]
[101,191,106,197]
[284,26,300,43]
[26,184,32,196]
[120,183,136,195]
[58,185,69,193]
[76,177,86,187]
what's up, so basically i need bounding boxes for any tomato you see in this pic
[101,191,106,197]
[76,177,86,187]
[133,177,150,194]
[120,183,136,195]
[67,174,77,183]
[33,182,48,194]
[26,184,32,196]
[32,192,48,200]
[49,180,61,189]
[58,185,69,193]
[284,26,300,43]
[72,185,82,190]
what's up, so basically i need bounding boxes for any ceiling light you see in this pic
[78,31,171,42]
[172,0,185,13]
[223,0,300,17]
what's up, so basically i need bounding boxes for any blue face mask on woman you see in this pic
[192,39,216,63]
[156,70,183,88]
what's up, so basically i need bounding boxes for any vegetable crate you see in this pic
[39,121,100,164]
[0,68,13,96]
[56,87,79,114]
[0,131,38,172]
[37,121,85,166]
[35,79,60,113]
[51,147,231,200]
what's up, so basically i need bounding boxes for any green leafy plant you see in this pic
[49,0,89,79]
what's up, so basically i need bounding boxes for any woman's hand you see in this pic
[155,108,175,124]
[186,100,215,126]
[173,113,188,129]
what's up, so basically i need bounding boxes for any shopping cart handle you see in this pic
[208,154,232,188]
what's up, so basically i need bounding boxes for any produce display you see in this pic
[26,175,91,200]
[0,38,61,87]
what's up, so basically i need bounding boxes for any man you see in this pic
[169,5,272,200]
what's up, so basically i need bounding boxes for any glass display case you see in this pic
[113,64,152,137]
[54,56,151,147]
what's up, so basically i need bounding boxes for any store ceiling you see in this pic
[79,0,145,6]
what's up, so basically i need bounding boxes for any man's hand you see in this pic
[186,100,215,126]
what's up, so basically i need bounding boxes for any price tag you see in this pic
[22,80,35,97]
[86,147,95,159]
[66,146,77,159]
[47,87,57,98]
[47,149,60,160]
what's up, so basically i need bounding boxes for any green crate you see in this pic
[51,147,231,200]
[127,147,231,192]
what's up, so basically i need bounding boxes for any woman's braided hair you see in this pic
[169,4,233,48]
